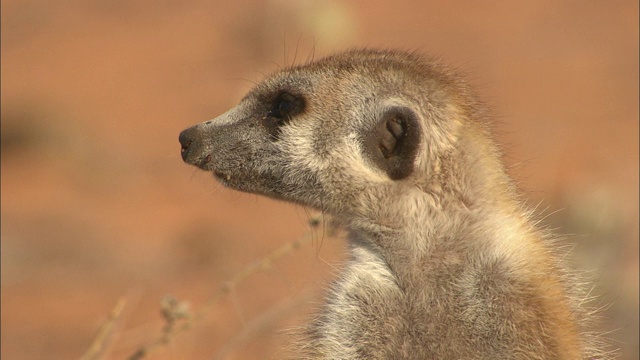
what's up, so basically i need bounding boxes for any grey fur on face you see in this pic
[180,49,610,359]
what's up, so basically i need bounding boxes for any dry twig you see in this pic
[81,297,128,360]
[128,215,334,359]
[212,290,316,360]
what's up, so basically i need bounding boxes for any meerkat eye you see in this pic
[263,92,305,139]
[268,92,304,120]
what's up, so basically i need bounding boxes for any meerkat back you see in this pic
[179,49,608,359]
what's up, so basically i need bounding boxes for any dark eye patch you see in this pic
[263,92,305,139]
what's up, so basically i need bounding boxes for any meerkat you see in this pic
[179,49,608,359]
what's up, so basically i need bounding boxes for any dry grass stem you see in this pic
[81,297,128,360]
[127,214,333,359]
[212,290,317,360]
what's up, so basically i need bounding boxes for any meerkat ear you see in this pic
[364,106,421,180]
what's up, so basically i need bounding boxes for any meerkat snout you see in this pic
[179,124,218,169]
[179,49,610,359]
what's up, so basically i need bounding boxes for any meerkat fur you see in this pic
[179,49,610,359]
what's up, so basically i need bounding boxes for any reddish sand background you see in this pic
[2,1,638,359]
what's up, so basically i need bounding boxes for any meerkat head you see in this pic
[180,49,475,223]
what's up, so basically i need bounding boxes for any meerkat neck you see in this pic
[346,197,530,293]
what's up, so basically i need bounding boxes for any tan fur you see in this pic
[179,49,610,359]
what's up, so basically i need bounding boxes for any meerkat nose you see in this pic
[179,126,204,165]
[178,130,192,161]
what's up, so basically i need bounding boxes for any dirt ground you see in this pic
[1,1,638,359]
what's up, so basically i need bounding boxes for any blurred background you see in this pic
[1,1,638,359]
